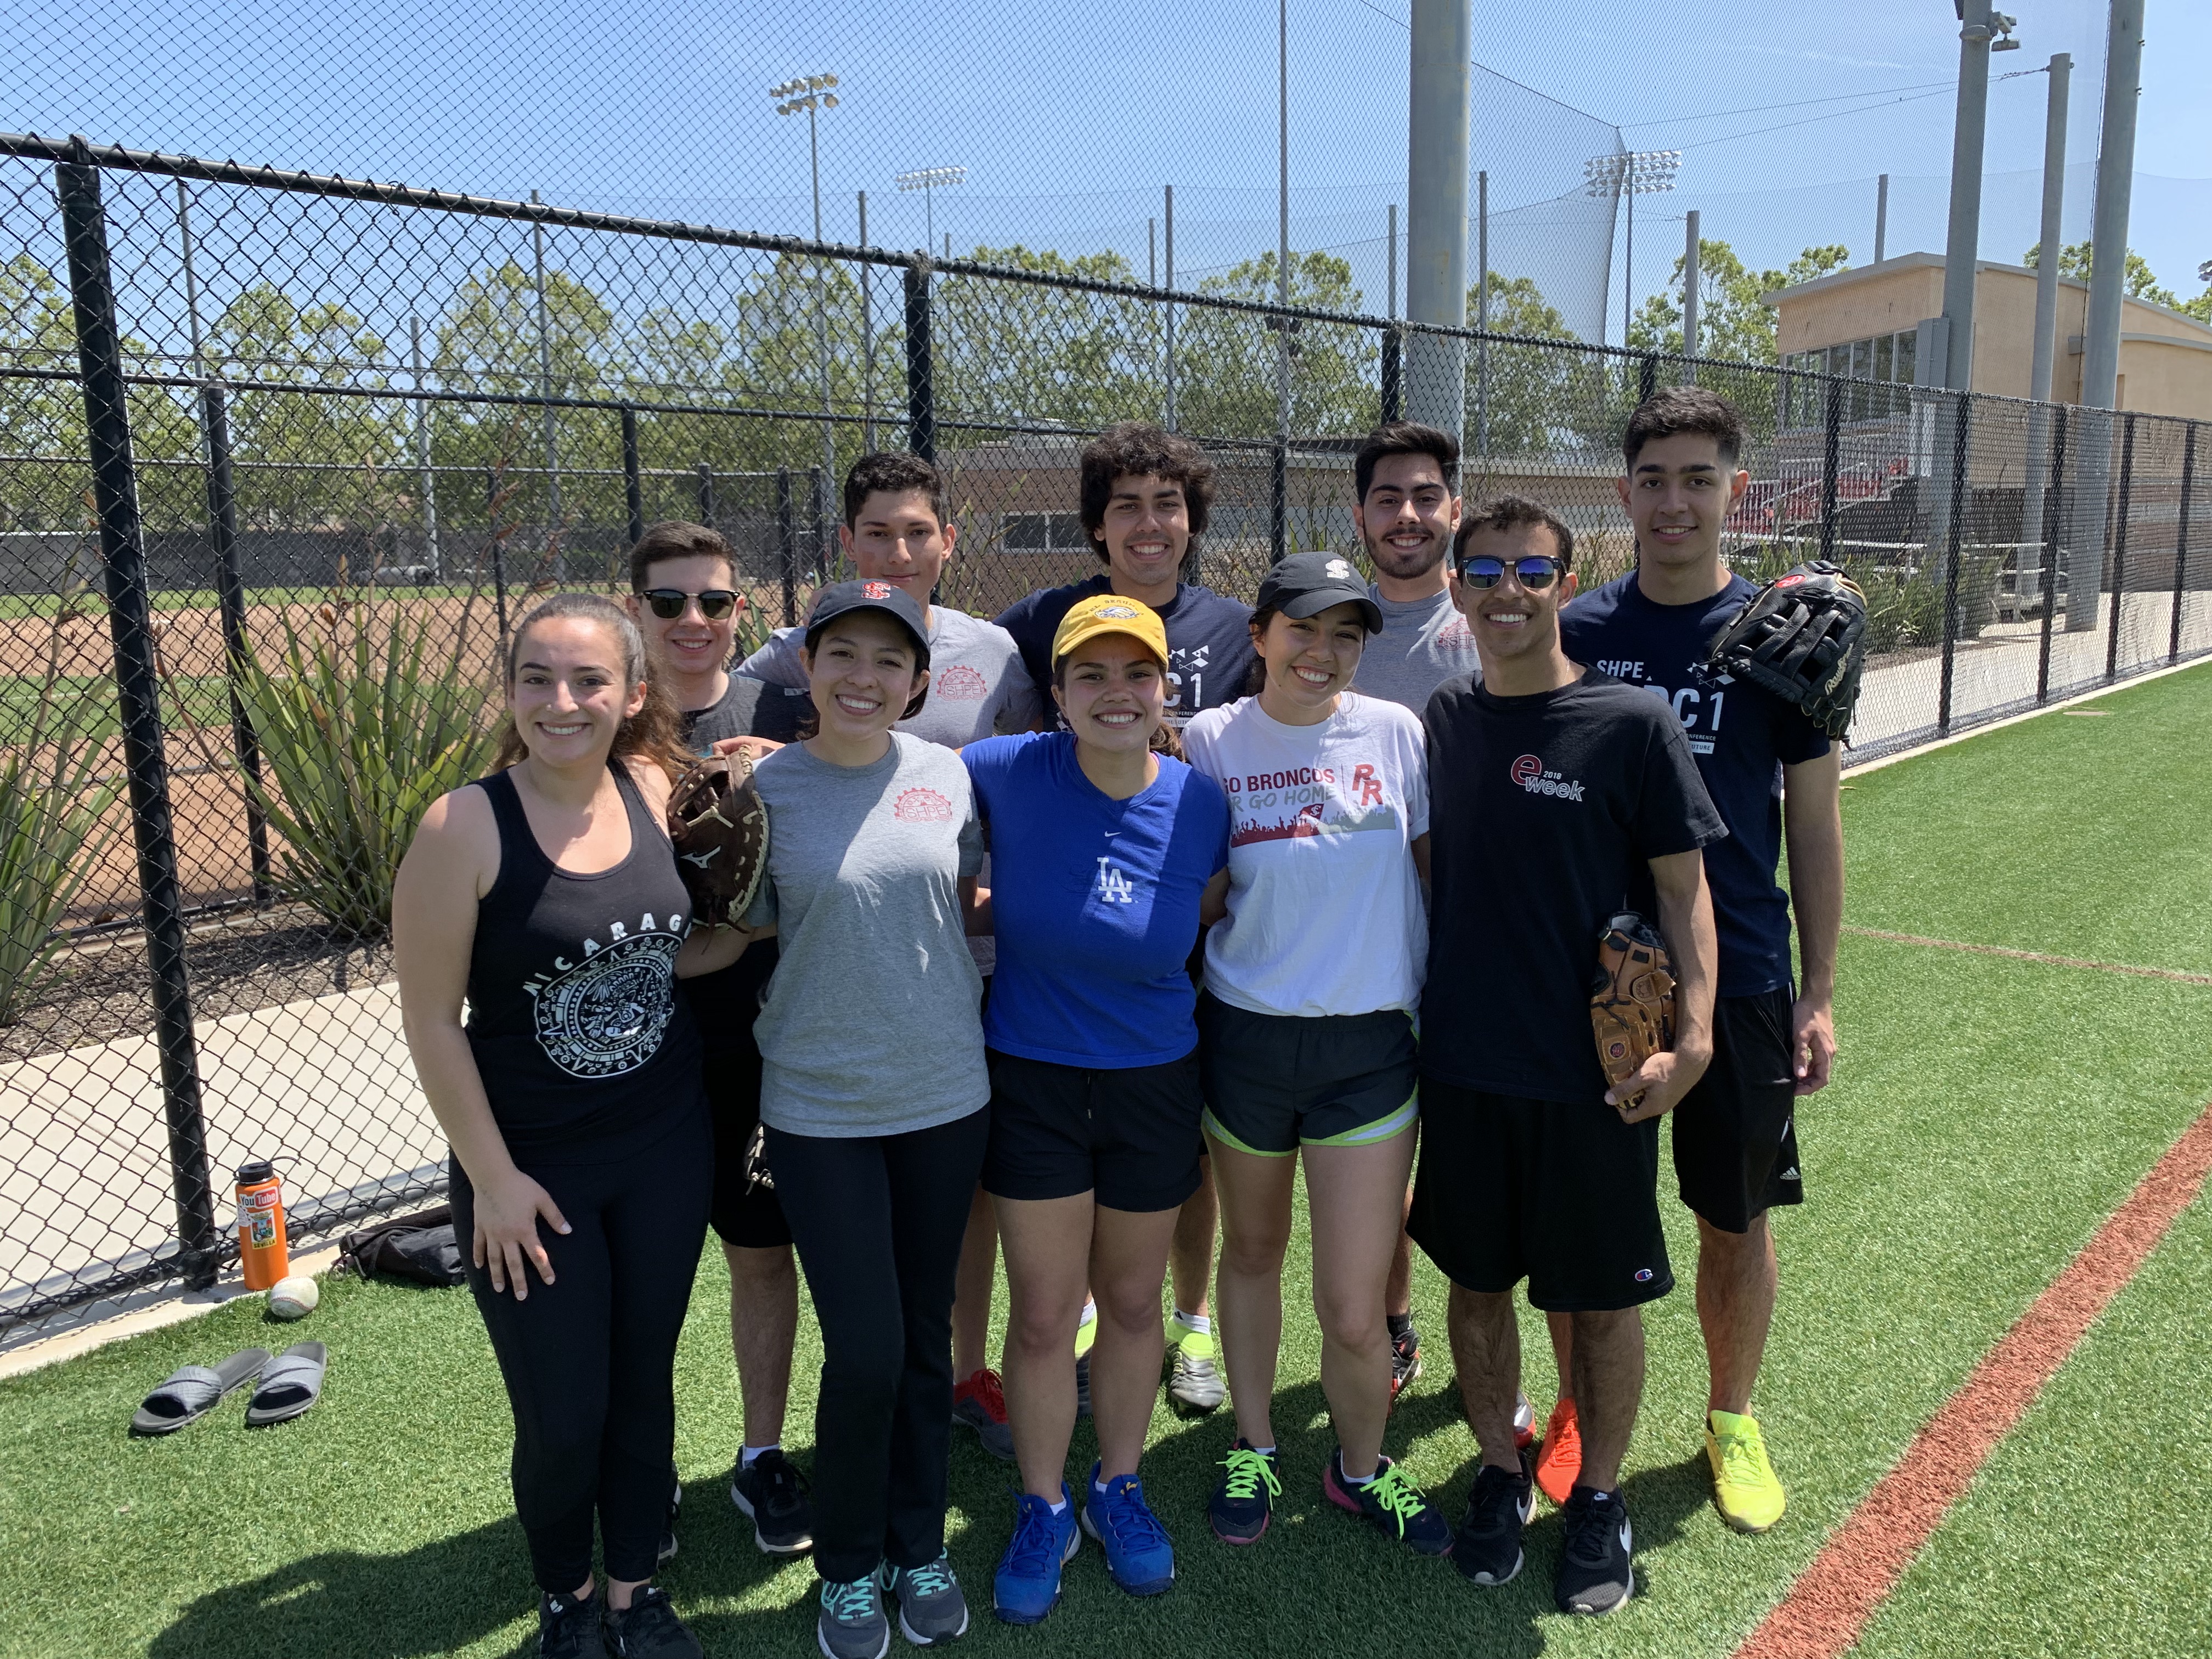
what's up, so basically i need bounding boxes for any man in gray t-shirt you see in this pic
[1347,422,1481,714]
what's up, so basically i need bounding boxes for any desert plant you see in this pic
[0,672,124,1025]
[236,596,501,938]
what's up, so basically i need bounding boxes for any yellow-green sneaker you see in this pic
[1705,1410,1786,1533]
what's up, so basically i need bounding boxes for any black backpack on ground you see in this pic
[334,1205,466,1287]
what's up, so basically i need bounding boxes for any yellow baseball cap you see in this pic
[1051,594,1170,670]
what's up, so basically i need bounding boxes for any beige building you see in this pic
[1767,252,2212,420]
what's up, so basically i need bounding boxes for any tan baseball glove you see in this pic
[1590,911,1675,1115]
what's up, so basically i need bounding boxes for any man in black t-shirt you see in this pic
[1408,497,1722,1616]
[627,522,812,1558]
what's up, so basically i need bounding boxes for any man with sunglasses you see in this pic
[739,450,1041,1469]
[1409,495,1722,1616]
[1556,386,1843,1537]
[626,520,814,1561]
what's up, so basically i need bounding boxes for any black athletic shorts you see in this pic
[1671,987,1803,1234]
[1407,1077,1673,1313]
[1198,994,1419,1156]
[983,1046,1204,1214]
[685,944,792,1250]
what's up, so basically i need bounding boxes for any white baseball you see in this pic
[267,1274,319,1319]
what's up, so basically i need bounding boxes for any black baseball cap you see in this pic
[804,579,932,666]
[1256,550,1384,631]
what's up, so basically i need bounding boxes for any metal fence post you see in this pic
[1379,325,1402,426]
[1818,379,1843,564]
[2106,412,2135,679]
[486,467,510,648]
[55,146,222,1289]
[904,259,935,464]
[696,462,715,528]
[2172,423,2197,664]
[1936,395,1973,734]
[1638,353,1658,405]
[2038,405,2066,702]
[811,464,832,574]
[784,468,802,620]
[200,384,272,906]
[1271,436,1289,566]
[620,408,644,547]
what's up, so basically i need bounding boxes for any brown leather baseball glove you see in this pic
[1590,911,1676,1115]
[667,753,769,929]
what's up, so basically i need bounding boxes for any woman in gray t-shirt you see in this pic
[737,580,987,1655]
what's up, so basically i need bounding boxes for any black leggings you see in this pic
[450,1107,712,1593]
[768,1108,990,1583]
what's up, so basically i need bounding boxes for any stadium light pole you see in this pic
[1585,149,1679,349]
[2021,53,2070,575]
[774,75,842,540]
[896,165,967,256]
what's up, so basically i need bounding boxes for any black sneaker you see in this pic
[1454,1450,1534,1587]
[1209,1439,1282,1544]
[1555,1485,1635,1616]
[1321,1449,1454,1557]
[602,1585,703,1658]
[731,1448,815,1555]
[537,1589,608,1659]
[658,1467,680,1564]
[1389,1322,1423,1403]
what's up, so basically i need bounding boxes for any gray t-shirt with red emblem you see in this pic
[738,605,1041,749]
[1352,583,1482,714]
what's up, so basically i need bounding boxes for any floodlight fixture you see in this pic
[896,165,968,253]
[1585,149,1681,348]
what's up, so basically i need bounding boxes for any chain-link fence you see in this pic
[3,134,2205,1331]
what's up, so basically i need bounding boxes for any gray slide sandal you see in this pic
[131,1348,269,1436]
[244,1342,328,1427]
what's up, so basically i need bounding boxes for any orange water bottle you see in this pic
[235,1160,290,1291]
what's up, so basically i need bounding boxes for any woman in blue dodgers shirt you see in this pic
[394,593,761,1659]
[961,595,1231,1624]
[1180,551,1452,1561]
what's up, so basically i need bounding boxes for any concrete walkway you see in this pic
[1,980,441,1322]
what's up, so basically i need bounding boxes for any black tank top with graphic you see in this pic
[464,761,704,1159]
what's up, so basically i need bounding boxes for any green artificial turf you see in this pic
[3,678,2209,1659]
[0,673,236,743]
[1839,661,2212,976]
[1846,1189,2212,1659]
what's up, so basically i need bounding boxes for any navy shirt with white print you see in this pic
[1560,571,1831,998]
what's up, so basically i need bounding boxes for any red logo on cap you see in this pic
[861,581,894,600]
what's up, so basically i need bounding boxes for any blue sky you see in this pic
[4,0,2205,342]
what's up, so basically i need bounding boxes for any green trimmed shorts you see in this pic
[1198,992,1418,1158]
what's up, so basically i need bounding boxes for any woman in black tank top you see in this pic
[393,594,760,1659]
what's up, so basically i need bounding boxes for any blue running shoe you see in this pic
[1080,1464,1175,1596]
[992,1485,1081,1625]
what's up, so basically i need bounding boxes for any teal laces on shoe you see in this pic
[1220,1444,1283,1505]
[821,1576,880,1622]
[899,1554,956,1599]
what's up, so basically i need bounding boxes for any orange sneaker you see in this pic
[1534,1398,1582,1506]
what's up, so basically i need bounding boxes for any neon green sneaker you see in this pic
[1705,1410,1786,1533]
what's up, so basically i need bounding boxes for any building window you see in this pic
[1782,330,1918,429]
[1000,511,1087,552]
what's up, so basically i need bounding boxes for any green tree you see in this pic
[1629,240,1851,366]
[935,244,1153,439]
[0,257,91,533]
[1175,251,1377,441]
[1465,272,1610,456]
[2024,241,2182,308]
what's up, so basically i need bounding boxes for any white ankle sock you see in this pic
[741,1443,780,1469]
[1172,1309,1211,1335]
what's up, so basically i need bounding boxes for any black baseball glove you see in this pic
[1708,561,1868,741]
[666,753,769,929]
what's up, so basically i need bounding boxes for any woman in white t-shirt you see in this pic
[1178,551,1451,1559]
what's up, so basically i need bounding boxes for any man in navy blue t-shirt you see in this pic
[994,421,1254,1419]
[1556,386,1844,1537]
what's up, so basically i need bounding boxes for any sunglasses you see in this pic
[1458,554,1565,591]
[636,587,739,620]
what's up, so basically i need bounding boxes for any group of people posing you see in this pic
[391,385,1844,1659]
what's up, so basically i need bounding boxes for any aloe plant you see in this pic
[236,598,501,938]
[0,676,124,1025]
